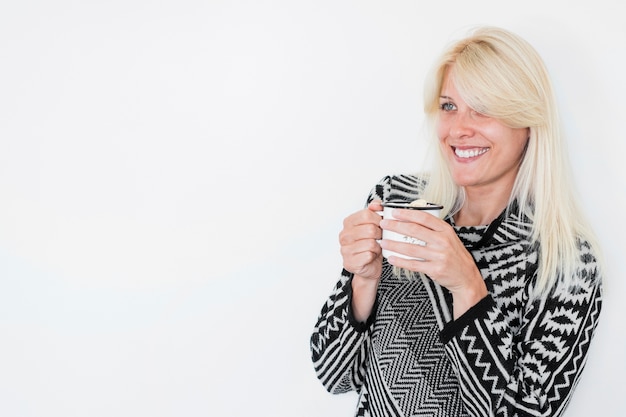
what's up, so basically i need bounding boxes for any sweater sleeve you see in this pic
[440,242,603,417]
[310,269,375,393]
[309,176,393,393]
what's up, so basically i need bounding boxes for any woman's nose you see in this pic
[450,109,476,139]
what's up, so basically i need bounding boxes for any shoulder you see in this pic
[366,173,430,204]
[546,237,603,304]
[574,237,603,287]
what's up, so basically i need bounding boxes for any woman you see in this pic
[310,26,602,417]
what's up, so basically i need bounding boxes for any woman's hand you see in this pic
[339,200,385,322]
[379,209,488,318]
[338,200,384,282]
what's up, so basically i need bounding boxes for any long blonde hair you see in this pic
[421,26,601,295]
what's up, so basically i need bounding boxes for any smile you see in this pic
[454,147,489,158]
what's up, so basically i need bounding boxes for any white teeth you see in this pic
[454,147,489,158]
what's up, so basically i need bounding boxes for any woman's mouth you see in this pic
[453,147,489,159]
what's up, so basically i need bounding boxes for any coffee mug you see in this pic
[377,201,443,260]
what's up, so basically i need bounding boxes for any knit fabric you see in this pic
[310,174,602,417]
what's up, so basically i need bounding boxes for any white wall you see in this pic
[0,1,624,416]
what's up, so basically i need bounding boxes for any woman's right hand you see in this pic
[338,200,384,282]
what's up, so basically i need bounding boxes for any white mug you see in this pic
[377,202,442,260]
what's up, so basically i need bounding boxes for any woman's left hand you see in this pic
[379,208,488,318]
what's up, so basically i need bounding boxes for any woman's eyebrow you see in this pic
[439,95,453,100]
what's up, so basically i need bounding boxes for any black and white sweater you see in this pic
[310,174,602,417]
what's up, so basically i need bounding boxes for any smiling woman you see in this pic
[436,70,530,226]
[310,26,603,417]
[422,27,592,295]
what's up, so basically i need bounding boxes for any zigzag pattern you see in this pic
[368,271,466,416]
[310,174,602,417]
[548,283,602,408]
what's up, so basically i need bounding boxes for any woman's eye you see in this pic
[440,102,456,111]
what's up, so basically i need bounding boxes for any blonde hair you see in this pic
[421,26,601,295]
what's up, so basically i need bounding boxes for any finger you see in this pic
[385,254,434,276]
[344,208,383,228]
[380,219,435,246]
[341,243,382,274]
[367,200,384,212]
[388,208,446,231]
[341,237,383,258]
[339,223,383,246]
[380,239,430,262]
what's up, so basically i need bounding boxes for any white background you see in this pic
[1,1,624,416]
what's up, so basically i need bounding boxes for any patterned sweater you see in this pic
[310,174,602,417]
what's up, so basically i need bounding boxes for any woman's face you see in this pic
[436,71,529,195]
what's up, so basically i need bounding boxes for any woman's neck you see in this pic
[454,186,512,227]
